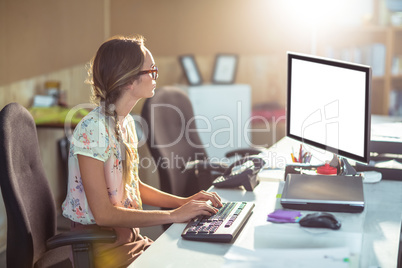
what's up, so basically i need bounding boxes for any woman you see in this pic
[62,35,222,267]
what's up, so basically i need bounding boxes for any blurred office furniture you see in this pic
[58,135,71,207]
[317,26,402,115]
[355,115,402,180]
[250,102,286,148]
[32,106,86,210]
[0,103,116,268]
[181,84,252,159]
[141,86,261,198]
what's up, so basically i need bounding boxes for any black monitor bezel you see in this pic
[286,52,372,164]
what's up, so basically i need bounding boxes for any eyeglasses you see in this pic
[138,66,158,80]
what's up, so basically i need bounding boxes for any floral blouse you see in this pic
[62,106,142,225]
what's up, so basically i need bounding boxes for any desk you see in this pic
[133,138,402,267]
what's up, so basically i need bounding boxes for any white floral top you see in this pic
[62,106,142,225]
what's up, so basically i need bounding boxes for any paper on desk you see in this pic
[223,246,351,268]
[374,159,402,169]
[258,169,285,181]
[371,122,402,141]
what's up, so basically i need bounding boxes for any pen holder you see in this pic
[291,144,312,164]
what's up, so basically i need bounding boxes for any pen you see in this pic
[299,144,302,163]
[302,152,308,163]
[307,153,312,163]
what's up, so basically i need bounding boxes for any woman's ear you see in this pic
[127,79,138,91]
[130,76,141,88]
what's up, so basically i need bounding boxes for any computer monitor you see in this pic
[286,52,372,170]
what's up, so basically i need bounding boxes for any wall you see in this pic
[0,0,106,86]
[1,0,315,107]
[111,0,311,55]
[0,0,377,101]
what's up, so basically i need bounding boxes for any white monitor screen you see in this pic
[287,52,371,163]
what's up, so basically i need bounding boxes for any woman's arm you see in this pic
[139,181,222,208]
[78,155,220,228]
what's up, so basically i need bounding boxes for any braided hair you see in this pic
[87,35,145,191]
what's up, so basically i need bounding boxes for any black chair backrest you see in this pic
[141,87,209,197]
[0,103,57,267]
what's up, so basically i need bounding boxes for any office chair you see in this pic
[141,86,262,198]
[0,103,116,268]
[58,135,71,215]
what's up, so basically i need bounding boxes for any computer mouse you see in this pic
[299,212,341,230]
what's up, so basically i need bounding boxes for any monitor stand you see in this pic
[323,154,357,176]
[338,156,357,176]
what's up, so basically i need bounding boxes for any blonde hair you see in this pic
[87,35,146,191]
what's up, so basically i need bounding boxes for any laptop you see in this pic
[280,174,365,213]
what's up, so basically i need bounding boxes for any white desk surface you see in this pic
[133,137,402,267]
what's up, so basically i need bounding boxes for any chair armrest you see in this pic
[46,228,117,250]
[225,147,265,158]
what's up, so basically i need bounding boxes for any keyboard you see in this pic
[181,201,255,243]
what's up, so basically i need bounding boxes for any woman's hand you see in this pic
[170,199,219,223]
[168,190,223,223]
[185,190,223,208]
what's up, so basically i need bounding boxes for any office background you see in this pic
[1,0,382,110]
[0,0,400,255]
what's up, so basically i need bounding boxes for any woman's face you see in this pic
[131,47,157,100]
